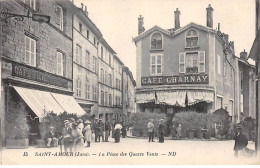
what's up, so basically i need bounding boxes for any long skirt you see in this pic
[114,129,121,143]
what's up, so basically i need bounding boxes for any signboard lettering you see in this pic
[141,74,209,86]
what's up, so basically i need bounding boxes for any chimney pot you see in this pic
[138,15,145,35]
[218,23,220,31]
[174,8,181,29]
[81,3,84,10]
[240,49,248,60]
[84,5,88,15]
[206,4,214,28]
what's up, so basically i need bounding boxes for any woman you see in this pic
[71,122,84,152]
[121,121,127,138]
[170,124,176,140]
[176,124,182,140]
[158,119,165,143]
[84,120,92,147]
[114,122,122,143]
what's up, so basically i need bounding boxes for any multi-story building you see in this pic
[0,0,85,145]
[113,55,124,121]
[98,39,116,121]
[133,5,255,125]
[72,5,101,116]
[122,66,136,124]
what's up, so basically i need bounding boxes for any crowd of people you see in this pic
[44,117,128,152]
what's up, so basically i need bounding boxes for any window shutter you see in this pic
[198,51,205,72]
[179,53,185,73]
[63,54,66,77]
[36,0,41,12]
[63,8,66,32]
[55,6,61,25]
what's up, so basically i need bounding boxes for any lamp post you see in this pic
[0,9,50,23]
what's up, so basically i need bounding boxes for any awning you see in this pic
[13,86,64,118]
[51,93,86,115]
[13,86,86,118]
[136,90,214,107]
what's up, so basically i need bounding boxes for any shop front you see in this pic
[2,60,86,146]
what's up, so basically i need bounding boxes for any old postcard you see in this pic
[0,0,260,165]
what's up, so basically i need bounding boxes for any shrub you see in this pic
[211,108,230,137]
[129,112,167,137]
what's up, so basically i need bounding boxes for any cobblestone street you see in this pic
[1,137,259,165]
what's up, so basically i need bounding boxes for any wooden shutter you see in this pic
[198,51,205,72]
[179,53,185,73]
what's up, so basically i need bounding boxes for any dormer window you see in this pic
[151,32,162,50]
[186,29,199,48]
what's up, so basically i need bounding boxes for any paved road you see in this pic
[1,137,259,164]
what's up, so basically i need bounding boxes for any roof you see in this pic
[100,38,116,55]
[114,55,124,65]
[249,29,260,61]
[123,66,136,86]
[133,22,217,43]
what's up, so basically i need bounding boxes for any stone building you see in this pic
[72,5,101,116]
[133,5,255,124]
[0,0,85,145]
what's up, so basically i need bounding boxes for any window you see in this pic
[55,5,63,31]
[94,37,96,46]
[92,85,97,101]
[76,45,82,64]
[85,75,90,99]
[240,72,243,90]
[25,36,36,67]
[109,74,112,86]
[85,51,90,69]
[56,51,63,76]
[240,94,243,112]
[186,29,198,48]
[101,47,104,60]
[100,68,104,83]
[224,59,227,77]
[87,30,89,39]
[179,52,205,73]
[79,23,82,33]
[109,54,111,66]
[105,71,108,84]
[229,100,233,116]
[101,91,104,105]
[24,0,36,10]
[151,32,162,49]
[118,80,121,90]
[186,53,198,73]
[109,94,112,106]
[217,54,221,75]
[150,54,162,75]
[105,92,108,105]
[230,68,233,82]
[92,56,96,72]
[116,78,118,89]
[216,96,223,109]
[76,78,81,97]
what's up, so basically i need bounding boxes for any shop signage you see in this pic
[141,74,209,86]
[12,63,68,89]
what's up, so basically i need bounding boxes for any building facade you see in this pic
[72,5,101,116]
[133,5,255,124]
[0,0,85,145]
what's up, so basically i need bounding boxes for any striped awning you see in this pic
[13,86,86,118]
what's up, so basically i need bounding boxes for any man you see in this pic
[158,119,165,143]
[121,121,127,138]
[92,118,100,142]
[98,119,105,142]
[147,119,155,142]
[61,120,74,152]
[104,119,111,142]
[234,123,248,157]
[45,126,56,147]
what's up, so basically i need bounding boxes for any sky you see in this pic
[74,0,256,79]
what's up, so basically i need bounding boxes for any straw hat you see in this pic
[49,126,54,129]
[84,120,91,124]
[77,119,83,123]
[64,120,70,125]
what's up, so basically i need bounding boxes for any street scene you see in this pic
[0,0,260,165]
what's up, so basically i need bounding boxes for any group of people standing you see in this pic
[147,119,182,143]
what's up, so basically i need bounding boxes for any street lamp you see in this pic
[0,9,50,24]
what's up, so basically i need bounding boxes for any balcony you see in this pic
[186,67,198,73]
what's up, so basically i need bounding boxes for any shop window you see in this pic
[25,36,36,67]
[55,5,63,31]
[85,50,90,69]
[56,51,63,76]
[150,54,162,75]
[76,45,82,64]
[24,0,36,10]
[76,78,81,97]
[186,29,198,48]
[151,32,162,50]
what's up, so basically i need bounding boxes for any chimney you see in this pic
[206,4,214,28]
[240,49,248,60]
[138,15,145,35]
[81,3,84,10]
[174,8,181,29]
[218,23,220,32]
[84,5,88,16]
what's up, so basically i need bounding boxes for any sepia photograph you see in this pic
[0,0,260,165]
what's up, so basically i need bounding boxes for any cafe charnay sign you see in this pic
[141,74,209,86]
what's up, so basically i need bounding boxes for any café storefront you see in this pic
[1,60,86,145]
[136,74,215,114]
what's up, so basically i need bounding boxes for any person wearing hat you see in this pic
[158,119,165,143]
[61,120,74,152]
[98,119,105,142]
[176,124,182,140]
[104,118,111,142]
[71,122,84,152]
[92,118,100,142]
[147,119,155,142]
[114,121,122,143]
[84,120,92,147]
[45,126,56,147]
[77,119,84,133]
[233,123,248,157]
